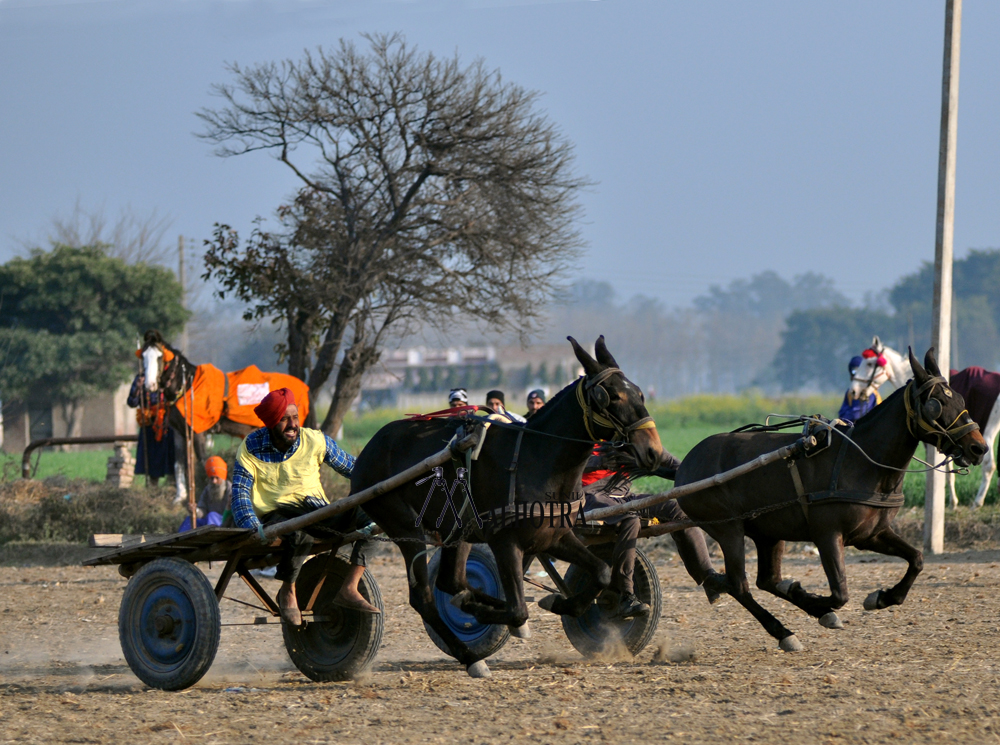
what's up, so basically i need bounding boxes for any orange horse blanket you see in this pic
[175,364,310,434]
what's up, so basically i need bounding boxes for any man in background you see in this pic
[525,389,546,420]
[485,389,526,424]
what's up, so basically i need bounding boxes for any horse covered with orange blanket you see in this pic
[138,329,310,463]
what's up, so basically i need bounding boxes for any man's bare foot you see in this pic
[333,589,381,614]
[277,582,302,627]
[333,565,380,614]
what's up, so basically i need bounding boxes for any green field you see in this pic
[4,393,996,507]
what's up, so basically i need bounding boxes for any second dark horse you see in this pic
[352,336,665,677]
[674,348,987,651]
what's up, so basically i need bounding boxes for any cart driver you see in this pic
[231,387,379,626]
[583,447,721,618]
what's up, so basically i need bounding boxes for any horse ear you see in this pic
[924,347,942,377]
[568,336,601,376]
[872,335,883,353]
[909,347,928,385]
[594,335,619,368]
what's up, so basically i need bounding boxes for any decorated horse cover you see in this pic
[175,364,310,433]
[949,367,1000,432]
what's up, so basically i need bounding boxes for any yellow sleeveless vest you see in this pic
[236,428,328,517]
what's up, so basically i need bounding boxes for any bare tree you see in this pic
[32,198,174,265]
[199,33,586,434]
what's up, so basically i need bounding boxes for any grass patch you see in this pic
[0,479,185,545]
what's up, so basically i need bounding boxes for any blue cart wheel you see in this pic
[118,558,220,690]
[560,543,662,657]
[424,545,510,659]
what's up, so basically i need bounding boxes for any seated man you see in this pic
[485,389,527,424]
[231,387,378,626]
[583,447,719,618]
[178,455,232,531]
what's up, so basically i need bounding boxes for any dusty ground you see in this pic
[3,544,1000,744]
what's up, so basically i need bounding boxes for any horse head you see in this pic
[848,336,913,400]
[568,335,664,471]
[907,347,987,468]
[140,329,179,396]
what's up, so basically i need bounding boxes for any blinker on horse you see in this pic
[675,348,987,652]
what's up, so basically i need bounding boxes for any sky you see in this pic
[0,0,998,309]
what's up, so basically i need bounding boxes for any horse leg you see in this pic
[452,535,530,632]
[769,531,850,629]
[710,525,801,651]
[435,542,505,610]
[394,540,488,677]
[947,470,958,509]
[536,531,612,618]
[973,412,999,508]
[753,537,786,595]
[853,527,923,610]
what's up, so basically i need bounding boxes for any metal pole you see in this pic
[926,0,962,554]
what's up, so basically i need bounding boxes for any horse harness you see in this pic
[786,377,978,518]
[786,421,905,519]
[449,370,656,539]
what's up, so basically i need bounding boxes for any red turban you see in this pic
[204,455,228,479]
[254,387,296,428]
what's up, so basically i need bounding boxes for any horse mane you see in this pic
[522,377,582,431]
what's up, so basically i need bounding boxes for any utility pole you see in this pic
[926,0,962,555]
[178,235,189,355]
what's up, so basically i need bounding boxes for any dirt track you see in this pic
[3,545,1000,744]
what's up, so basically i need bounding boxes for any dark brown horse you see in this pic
[353,336,665,677]
[674,348,987,651]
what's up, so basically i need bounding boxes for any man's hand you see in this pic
[255,523,270,545]
[650,452,682,481]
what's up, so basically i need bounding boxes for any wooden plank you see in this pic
[88,534,172,548]
[83,527,253,566]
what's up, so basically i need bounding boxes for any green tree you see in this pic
[0,245,188,436]
[772,307,895,391]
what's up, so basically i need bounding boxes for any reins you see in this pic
[758,376,978,476]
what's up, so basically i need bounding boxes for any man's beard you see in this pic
[209,481,227,500]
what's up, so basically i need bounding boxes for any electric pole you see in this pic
[926,0,962,554]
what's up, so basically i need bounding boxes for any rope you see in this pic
[755,412,968,476]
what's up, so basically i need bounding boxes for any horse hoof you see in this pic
[466,660,491,679]
[449,590,473,609]
[538,594,563,613]
[863,590,882,611]
[818,612,844,629]
[779,635,803,652]
[508,622,531,639]
[775,579,798,596]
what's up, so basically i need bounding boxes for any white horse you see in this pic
[849,336,1000,509]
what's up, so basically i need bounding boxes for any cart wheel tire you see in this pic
[424,545,510,660]
[282,554,384,682]
[561,543,662,658]
[118,557,220,691]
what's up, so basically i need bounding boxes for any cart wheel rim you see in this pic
[433,553,503,644]
[132,580,199,671]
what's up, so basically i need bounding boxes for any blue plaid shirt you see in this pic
[230,427,354,530]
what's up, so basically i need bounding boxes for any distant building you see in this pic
[0,383,137,454]
[359,344,584,411]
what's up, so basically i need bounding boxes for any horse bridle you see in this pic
[903,376,979,454]
[575,368,656,442]
[852,348,889,393]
